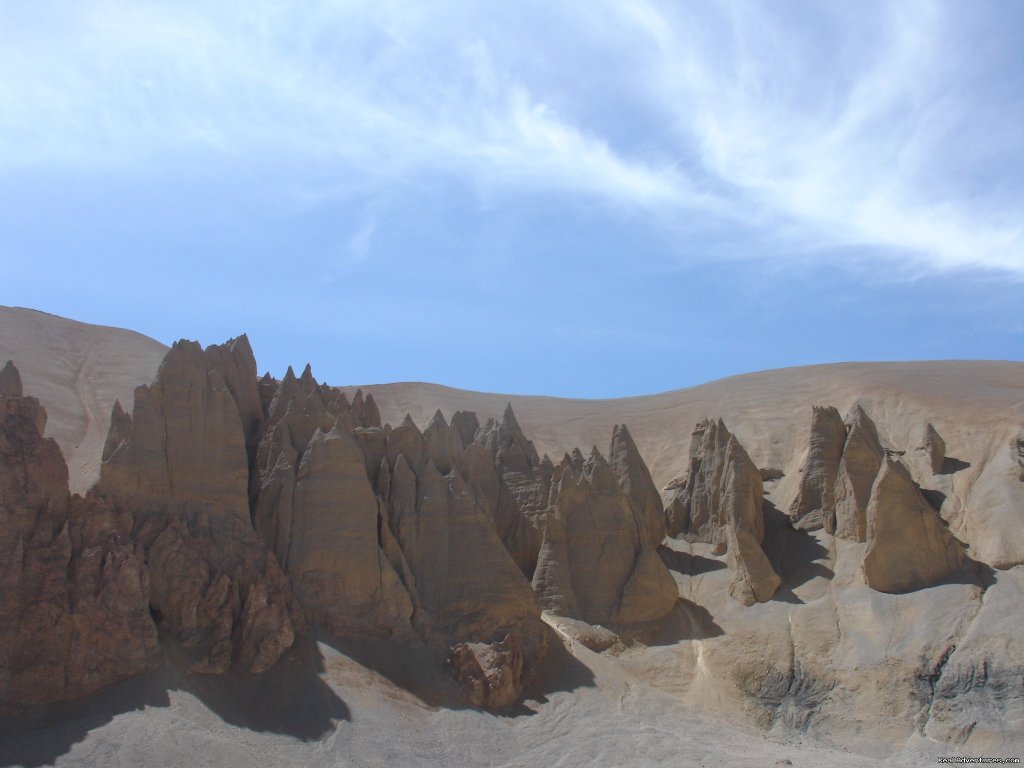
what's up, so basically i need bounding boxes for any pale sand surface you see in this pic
[0,628,951,768]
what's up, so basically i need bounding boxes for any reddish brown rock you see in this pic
[132,503,302,674]
[97,341,304,673]
[1,369,159,706]
[446,633,524,709]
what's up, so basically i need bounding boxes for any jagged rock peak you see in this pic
[863,455,966,593]
[788,405,845,532]
[1,379,160,705]
[101,399,132,462]
[665,417,779,605]
[299,362,315,386]
[451,410,480,450]
[536,434,677,625]
[0,360,22,397]
[609,423,666,547]
[833,404,885,542]
[919,423,946,475]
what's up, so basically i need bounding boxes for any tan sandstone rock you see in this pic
[788,406,845,532]
[862,456,966,593]
[666,419,780,605]
[833,405,884,542]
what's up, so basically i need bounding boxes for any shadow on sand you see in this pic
[761,501,834,605]
[0,633,350,768]
[658,545,727,577]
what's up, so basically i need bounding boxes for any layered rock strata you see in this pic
[665,419,780,605]
[0,364,159,706]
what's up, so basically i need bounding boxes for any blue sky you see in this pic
[1,0,1022,397]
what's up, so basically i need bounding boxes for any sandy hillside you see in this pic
[0,306,168,493]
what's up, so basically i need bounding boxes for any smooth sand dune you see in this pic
[0,306,168,493]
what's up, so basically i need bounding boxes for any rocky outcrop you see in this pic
[665,419,780,605]
[862,456,965,593]
[918,423,946,475]
[609,424,666,547]
[446,633,524,709]
[251,365,410,638]
[462,406,547,576]
[532,447,677,623]
[97,342,302,673]
[378,411,548,708]
[98,339,252,521]
[0,360,21,397]
[833,405,884,542]
[1,365,159,706]
[788,406,845,532]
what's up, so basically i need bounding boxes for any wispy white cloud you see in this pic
[1,0,1021,275]
[613,0,1024,274]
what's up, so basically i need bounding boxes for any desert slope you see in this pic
[0,306,167,493]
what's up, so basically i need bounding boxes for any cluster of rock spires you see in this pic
[0,338,682,710]
[0,335,978,712]
[788,405,965,592]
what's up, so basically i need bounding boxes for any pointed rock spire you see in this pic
[609,423,666,547]
[863,456,965,592]
[0,360,22,397]
[788,406,845,532]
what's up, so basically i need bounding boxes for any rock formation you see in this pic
[0,364,159,706]
[833,405,885,542]
[377,409,548,708]
[99,339,252,521]
[862,456,965,593]
[788,406,845,531]
[97,343,302,673]
[609,423,666,547]
[918,423,946,475]
[531,446,677,624]
[665,419,780,605]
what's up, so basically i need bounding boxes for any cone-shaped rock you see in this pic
[918,423,946,475]
[287,424,411,635]
[834,405,884,542]
[98,340,302,673]
[862,456,965,593]
[665,419,779,605]
[609,424,666,547]
[788,406,845,531]
[0,360,22,397]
